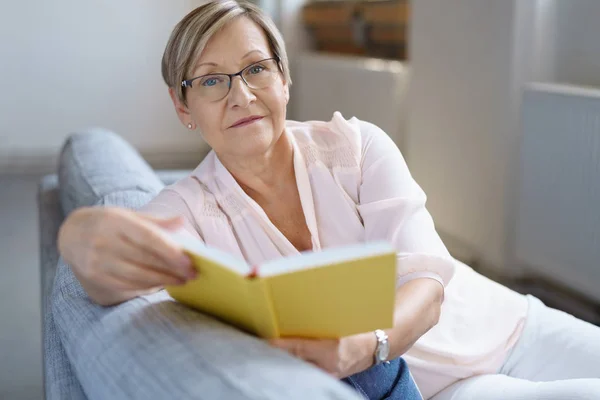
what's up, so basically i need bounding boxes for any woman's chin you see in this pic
[227,130,277,157]
[221,118,286,158]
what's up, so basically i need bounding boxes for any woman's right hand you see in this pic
[57,206,197,306]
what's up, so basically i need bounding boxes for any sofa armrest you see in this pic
[38,174,63,313]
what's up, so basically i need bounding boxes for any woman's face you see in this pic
[171,17,289,159]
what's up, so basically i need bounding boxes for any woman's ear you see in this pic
[168,87,192,126]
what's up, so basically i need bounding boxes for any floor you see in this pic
[0,175,44,399]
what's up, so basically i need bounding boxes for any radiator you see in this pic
[290,52,409,149]
[515,82,600,303]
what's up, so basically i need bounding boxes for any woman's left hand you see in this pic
[269,333,376,379]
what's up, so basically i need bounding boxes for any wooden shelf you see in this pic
[301,0,410,60]
[362,0,410,25]
[302,1,358,25]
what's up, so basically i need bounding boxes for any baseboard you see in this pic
[0,152,58,175]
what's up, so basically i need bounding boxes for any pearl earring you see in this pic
[187,123,193,129]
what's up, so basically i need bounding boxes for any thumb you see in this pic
[141,213,184,230]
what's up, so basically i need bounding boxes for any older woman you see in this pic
[58,1,600,399]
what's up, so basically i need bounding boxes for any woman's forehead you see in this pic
[196,17,270,70]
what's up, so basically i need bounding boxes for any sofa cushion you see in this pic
[58,128,164,217]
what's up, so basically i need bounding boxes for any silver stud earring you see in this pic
[187,123,193,129]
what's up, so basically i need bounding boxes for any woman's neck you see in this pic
[218,132,295,201]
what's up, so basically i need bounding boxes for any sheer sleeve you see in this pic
[355,120,455,290]
[139,186,203,242]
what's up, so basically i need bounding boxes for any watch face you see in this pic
[377,341,390,361]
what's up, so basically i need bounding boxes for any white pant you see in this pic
[431,295,600,400]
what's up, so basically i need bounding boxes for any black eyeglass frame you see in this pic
[181,56,282,96]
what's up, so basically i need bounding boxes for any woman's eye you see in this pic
[201,76,223,87]
[249,65,265,74]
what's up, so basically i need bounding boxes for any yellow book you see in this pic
[162,231,397,339]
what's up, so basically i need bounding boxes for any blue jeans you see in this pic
[342,357,422,400]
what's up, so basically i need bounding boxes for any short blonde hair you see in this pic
[162,0,291,105]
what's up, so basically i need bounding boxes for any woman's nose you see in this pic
[227,76,255,108]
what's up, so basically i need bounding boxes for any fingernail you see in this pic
[178,254,191,268]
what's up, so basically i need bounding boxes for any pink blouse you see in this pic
[141,112,528,398]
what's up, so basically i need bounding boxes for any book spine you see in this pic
[246,278,280,338]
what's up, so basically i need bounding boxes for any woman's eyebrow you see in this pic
[241,49,268,59]
[193,62,219,76]
[193,50,269,75]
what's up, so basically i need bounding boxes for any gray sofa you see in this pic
[38,129,362,400]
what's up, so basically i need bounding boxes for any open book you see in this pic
[162,229,397,339]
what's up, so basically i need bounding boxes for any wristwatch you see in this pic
[373,329,390,365]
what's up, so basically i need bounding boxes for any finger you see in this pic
[140,213,185,229]
[94,272,158,296]
[269,338,318,359]
[270,339,336,374]
[93,273,164,303]
[114,235,196,281]
[271,338,335,355]
[116,212,192,272]
[273,338,341,370]
[269,338,299,358]
[107,259,187,290]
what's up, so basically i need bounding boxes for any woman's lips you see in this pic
[230,116,264,128]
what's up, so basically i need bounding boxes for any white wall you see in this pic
[531,0,600,87]
[293,53,409,147]
[406,1,538,274]
[0,0,208,173]
[277,0,311,121]
[531,0,558,83]
[550,0,600,87]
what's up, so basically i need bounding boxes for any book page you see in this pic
[259,241,395,277]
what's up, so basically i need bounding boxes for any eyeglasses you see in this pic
[181,57,281,102]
